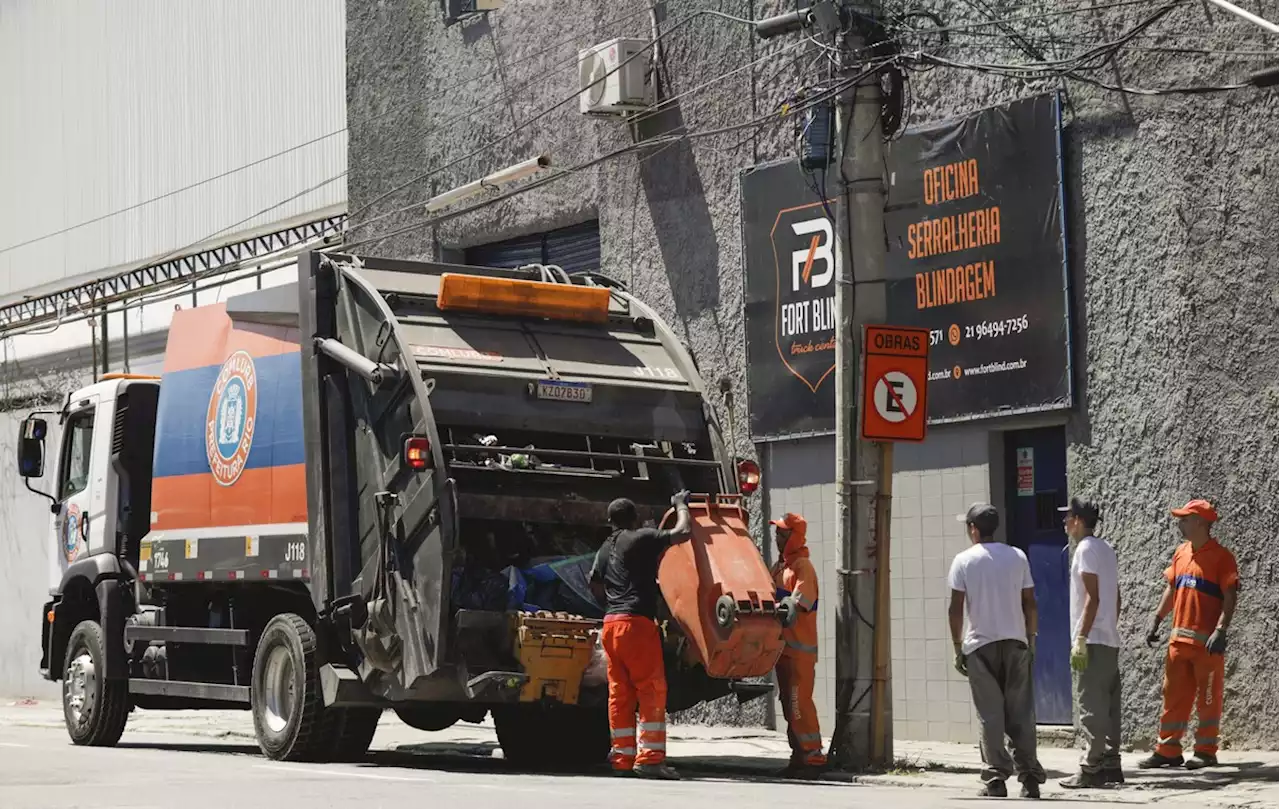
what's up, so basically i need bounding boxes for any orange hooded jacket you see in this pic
[771,513,819,658]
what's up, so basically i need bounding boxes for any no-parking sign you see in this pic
[861,325,930,442]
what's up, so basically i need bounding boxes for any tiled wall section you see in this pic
[763,427,992,745]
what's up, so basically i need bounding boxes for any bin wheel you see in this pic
[715,595,737,628]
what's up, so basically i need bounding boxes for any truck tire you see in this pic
[62,620,130,747]
[324,707,382,761]
[251,613,329,761]
[493,704,609,771]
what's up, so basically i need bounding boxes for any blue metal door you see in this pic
[1004,427,1071,725]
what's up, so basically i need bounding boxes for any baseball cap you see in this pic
[1057,497,1100,525]
[770,513,798,530]
[956,502,999,536]
[1171,499,1218,523]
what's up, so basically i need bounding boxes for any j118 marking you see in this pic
[632,366,680,379]
[285,542,306,563]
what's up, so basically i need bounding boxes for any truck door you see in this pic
[51,398,102,588]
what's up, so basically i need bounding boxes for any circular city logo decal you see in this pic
[206,351,258,487]
[63,503,82,563]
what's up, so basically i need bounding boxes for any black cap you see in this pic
[1057,497,1100,525]
[956,502,999,537]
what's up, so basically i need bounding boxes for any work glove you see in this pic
[954,648,968,677]
[1206,628,1228,655]
[1028,635,1037,664]
[1070,636,1089,672]
[1145,616,1163,648]
[671,490,690,507]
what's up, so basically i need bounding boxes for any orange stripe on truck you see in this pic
[151,464,307,531]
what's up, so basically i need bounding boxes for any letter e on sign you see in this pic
[861,325,930,442]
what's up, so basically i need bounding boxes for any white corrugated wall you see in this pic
[0,0,348,300]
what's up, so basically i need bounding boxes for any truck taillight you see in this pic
[403,436,431,471]
[737,459,761,494]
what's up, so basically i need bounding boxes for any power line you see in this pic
[0,4,657,257]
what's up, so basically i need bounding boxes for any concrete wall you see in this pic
[346,0,1278,744]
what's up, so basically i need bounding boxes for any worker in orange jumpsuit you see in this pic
[589,491,691,780]
[770,512,828,775]
[1140,499,1239,771]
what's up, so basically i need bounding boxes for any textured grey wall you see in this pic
[347,1,1278,741]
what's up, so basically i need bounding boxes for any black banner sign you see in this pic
[885,92,1072,422]
[742,160,838,440]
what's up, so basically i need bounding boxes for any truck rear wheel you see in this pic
[251,613,328,761]
[324,707,382,761]
[493,704,609,771]
[62,620,130,747]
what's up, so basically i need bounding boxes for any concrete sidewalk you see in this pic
[1,699,1274,806]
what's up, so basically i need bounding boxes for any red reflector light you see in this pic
[737,459,761,494]
[404,436,431,471]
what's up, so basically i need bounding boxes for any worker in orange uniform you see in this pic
[1140,499,1239,771]
[590,491,691,780]
[770,512,828,776]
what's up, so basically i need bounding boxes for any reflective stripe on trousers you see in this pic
[601,615,669,768]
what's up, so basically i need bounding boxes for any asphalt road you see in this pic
[0,719,1202,809]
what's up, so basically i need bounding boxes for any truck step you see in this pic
[124,626,249,646]
[128,679,250,703]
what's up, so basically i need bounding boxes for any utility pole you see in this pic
[829,0,892,771]
[755,0,894,771]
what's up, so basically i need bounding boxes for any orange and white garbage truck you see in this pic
[18,252,794,767]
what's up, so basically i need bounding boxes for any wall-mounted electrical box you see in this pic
[443,0,505,27]
[578,38,654,116]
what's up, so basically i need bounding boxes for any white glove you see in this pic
[1070,635,1088,672]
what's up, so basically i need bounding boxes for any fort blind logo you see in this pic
[206,350,258,487]
[772,203,837,393]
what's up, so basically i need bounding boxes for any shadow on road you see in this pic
[117,742,261,756]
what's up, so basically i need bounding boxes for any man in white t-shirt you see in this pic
[948,503,1046,799]
[1058,498,1123,788]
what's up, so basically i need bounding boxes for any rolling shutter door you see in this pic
[464,220,600,275]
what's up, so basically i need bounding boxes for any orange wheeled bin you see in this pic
[657,494,791,678]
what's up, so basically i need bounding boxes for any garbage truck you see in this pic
[18,251,792,768]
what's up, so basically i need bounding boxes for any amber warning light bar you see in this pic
[436,273,610,324]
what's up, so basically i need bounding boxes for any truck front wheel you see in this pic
[62,620,130,746]
[251,613,328,761]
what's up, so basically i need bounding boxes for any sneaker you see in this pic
[1138,752,1184,769]
[1103,768,1125,784]
[978,780,1008,797]
[633,763,682,780]
[1185,754,1219,771]
[1020,780,1042,799]
[1059,772,1106,789]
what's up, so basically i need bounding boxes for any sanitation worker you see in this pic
[1140,499,1239,771]
[589,491,691,780]
[770,512,828,776]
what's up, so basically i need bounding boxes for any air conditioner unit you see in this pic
[578,38,654,115]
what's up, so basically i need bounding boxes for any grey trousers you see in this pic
[967,639,1046,785]
[1076,644,1122,774]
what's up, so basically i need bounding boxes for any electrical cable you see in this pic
[341,61,892,253]
[0,4,658,257]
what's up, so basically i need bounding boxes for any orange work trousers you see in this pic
[1155,642,1225,758]
[776,651,827,767]
[601,614,668,770]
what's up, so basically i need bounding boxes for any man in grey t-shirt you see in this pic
[1058,498,1124,788]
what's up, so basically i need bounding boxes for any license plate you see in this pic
[536,380,592,403]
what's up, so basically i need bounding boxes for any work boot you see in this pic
[1019,779,1042,799]
[977,780,1007,797]
[777,761,823,780]
[1059,771,1106,789]
[1103,768,1125,785]
[1138,752,1184,769]
[1185,753,1219,771]
[633,763,682,780]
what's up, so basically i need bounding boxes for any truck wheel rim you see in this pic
[263,646,296,734]
[65,652,95,726]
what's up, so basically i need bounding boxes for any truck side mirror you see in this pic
[18,417,47,479]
